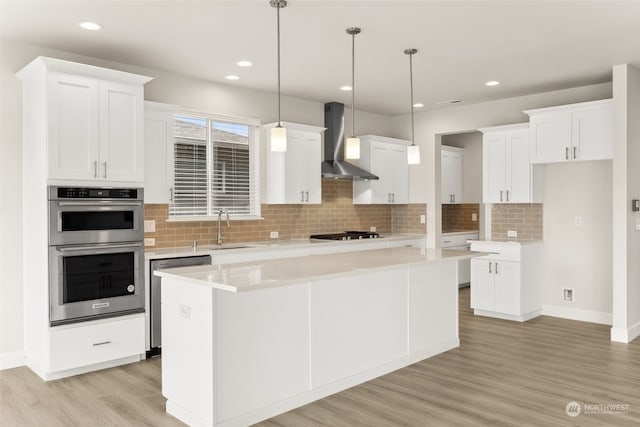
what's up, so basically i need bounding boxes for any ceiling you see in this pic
[2,0,639,116]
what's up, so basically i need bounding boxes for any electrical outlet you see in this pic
[179,304,191,319]
[574,216,582,227]
[563,288,574,302]
[420,215,426,224]
[507,230,517,238]
[472,213,477,222]
[144,220,156,233]
[370,226,377,232]
[270,231,279,239]
[144,237,155,247]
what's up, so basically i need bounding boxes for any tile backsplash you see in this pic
[491,203,543,241]
[391,204,427,234]
[442,204,480,232]
[145,180,403,248]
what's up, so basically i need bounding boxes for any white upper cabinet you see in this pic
[480,123,535,203]
[144,101,178,204]
[262,122,324,204]
[524,99,613,164]
[441,146,463,204]
[20,57,152,185]
[351,135,409,205]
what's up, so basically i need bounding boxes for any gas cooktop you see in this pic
[310,231,381,241]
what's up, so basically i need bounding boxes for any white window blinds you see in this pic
[169,114,260,219]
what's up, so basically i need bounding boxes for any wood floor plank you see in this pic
[1,288,638,426]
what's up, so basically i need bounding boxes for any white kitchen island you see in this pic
[155,247,481,427]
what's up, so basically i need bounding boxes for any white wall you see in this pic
[441,132,483,203]
[0,39,393,364]
[542,161,613,323]
[611,64,640,343]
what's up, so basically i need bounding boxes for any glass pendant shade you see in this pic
[271,126,287,152]
[407,144,420,165]
[345,137,360,159]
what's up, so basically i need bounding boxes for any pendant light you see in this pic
[345,27,361,160]
[405,48,421,165]
[270,0,287,152]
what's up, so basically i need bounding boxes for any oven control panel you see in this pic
[52,187,141,200]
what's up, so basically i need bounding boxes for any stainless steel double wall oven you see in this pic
[48,186,145,325]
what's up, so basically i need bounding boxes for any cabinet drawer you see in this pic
[442,233,478,248]
[470,243,521,262]
[50,314,144,372]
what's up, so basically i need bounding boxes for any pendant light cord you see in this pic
[351,31,356,138]
[276,3,282,127]
[409,51,415,145]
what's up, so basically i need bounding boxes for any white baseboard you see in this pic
[0,350,26,370]
[611,320,640,343]
[541,305,611,325]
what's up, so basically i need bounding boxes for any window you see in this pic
[169,113,260,219]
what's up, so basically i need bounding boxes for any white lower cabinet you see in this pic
[470,241,543,321]
[49,314,145,374]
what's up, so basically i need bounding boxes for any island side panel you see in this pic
[408,262,459,355]
[214,284,311,423]
[310,269,409,388]
[162,277,215,427]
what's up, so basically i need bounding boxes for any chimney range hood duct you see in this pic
[321,102,378,180]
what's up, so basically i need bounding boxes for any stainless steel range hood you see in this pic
[321,102,378,180]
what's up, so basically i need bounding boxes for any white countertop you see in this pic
[469,239,543,246]
[144,234,426,260]
[155,246,483,293]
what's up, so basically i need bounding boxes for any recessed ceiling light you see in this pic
[79,21,102,31]
[225,75,239,80]
[340,85,352,91]
[485,80,500,87]
[237,60,252,67]
[413,103,424,108]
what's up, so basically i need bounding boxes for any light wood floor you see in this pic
[2,288,639,426]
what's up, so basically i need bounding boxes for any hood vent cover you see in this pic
[321,102,378,180]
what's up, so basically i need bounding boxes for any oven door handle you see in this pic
[57,242,143,252]
[57,201,142,207]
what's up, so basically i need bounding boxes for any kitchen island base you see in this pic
[160,250,465,427]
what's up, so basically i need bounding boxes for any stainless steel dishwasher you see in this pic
[149,255,211,355]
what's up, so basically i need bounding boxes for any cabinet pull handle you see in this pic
[169,187,174,203]
[500,190,503,202]
[573,146,577,159]
[489,262,492,274]
[93,161,98,178]
[506,190,510,202]
[388,193,391,203]
[300,191,304,202]
[565,147,569,160]
[93,341,111,347]
[392,193,395,203]
[102,162,107,178]
[495,262,499,274]
[305,191,309,202]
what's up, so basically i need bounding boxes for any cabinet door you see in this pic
[529,112,571,164]
[370,143,390,204]
[47,72,100,180]
[441,149,463,204]
[302,133,322,204]
[492,260,520,315]
[99,81,144,183]
[506,130,531,203]
[144,106,174,204]
[483,134,507,203]
[389,145,408,204]
[470,259,493,311]
[572,106,613,161]
[284,132,306,203]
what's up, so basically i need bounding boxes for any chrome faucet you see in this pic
[217,208,230,246]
